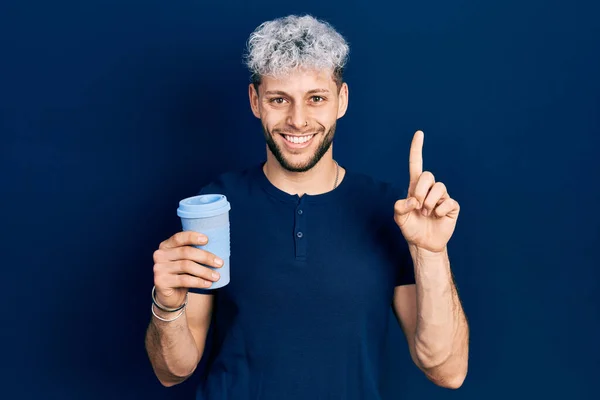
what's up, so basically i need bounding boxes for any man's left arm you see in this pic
[393,247,469,389]
[391,130,469,388]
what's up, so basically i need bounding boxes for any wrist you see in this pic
[151,303,186,323]
[409,244,448,261]
[152,286,187,312]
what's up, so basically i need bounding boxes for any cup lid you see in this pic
[177,194,231,218]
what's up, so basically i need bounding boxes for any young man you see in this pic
[145,14,469,399]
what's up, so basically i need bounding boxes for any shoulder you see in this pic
[198,163,261,196]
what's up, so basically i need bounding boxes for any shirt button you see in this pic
[297,209,303,215]
[296,232,303,238]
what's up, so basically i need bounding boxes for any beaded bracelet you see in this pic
[151,303,185,322]
[152,286,188,313]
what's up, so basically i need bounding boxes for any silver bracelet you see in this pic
[151,303,186,322]
[152,286,188,313]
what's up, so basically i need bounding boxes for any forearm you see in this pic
[145,307,202,386]
[410,246,469,383]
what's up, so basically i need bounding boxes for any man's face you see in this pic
[249,69,348,172]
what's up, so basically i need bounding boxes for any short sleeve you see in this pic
[393,237,415,286]
[382,184,416,287]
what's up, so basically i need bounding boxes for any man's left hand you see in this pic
[394,130,460,254]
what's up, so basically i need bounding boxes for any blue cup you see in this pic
[177,194,231,291]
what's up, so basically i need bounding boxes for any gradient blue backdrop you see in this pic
[1,1,599,399]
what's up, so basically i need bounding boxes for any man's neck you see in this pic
[262,153,343,197]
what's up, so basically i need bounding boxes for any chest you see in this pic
[219,196,398,317]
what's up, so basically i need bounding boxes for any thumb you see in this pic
[394,197,419,216]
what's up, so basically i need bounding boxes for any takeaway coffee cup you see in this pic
[177,194,231,291]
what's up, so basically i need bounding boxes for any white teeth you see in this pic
[284,134,314,144]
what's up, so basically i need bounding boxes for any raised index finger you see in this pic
[409,130,424,186]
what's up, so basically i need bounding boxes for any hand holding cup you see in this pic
[152,231,224,309]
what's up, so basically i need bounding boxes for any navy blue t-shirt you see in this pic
[194,162,415,400]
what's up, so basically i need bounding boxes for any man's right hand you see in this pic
[153,231,223,309]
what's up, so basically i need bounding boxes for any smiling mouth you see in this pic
[280,134,316,144]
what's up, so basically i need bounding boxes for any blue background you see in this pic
[1,0,599,399]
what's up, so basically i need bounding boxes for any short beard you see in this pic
[263,123,336,173]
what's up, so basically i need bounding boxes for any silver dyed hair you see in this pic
[244,15,350,87]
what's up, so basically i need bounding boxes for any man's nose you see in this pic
[286,103,308,130]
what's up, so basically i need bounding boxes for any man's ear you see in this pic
[249,83,261,119]
[337,82,349,119]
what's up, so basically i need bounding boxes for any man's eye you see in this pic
[311,96,324,102]
[270,98,285,104]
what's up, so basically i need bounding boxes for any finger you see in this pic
[394,198,419,227]
[169,246,224,269]
[154,242,223,268]
[154,261,219,291]
[413,171,435,209]
[394,197,420,217]
[159,231,208,250]
[408,130,424,193]
[176,260,221,282]
[169,272,214,289]
[433,198,460,219]
[422,182,448,217]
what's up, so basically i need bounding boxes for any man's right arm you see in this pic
[144,231,223,387]
[145,293,213,387]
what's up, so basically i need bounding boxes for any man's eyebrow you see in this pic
[263,88,331,96]
[306,88,330,94]
[264,90,289,96]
